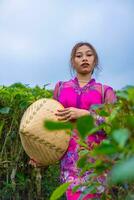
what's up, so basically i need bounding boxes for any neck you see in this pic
[76,73,92,83]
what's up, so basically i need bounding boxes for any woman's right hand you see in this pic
[55,107,89,121]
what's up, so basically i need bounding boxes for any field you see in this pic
[0,83,134,200]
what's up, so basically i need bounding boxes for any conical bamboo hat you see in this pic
[19,98,70,166]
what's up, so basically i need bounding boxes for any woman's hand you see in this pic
[55,107,89,121]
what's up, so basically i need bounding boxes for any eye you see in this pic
[87,54,93,57]
[75,55,81,58]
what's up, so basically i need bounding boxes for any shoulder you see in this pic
[54,79,74,89]
[53,79,73,100]
[94,81,117,103]
[94,81,115,92]
[54,81,63,89]
[53,81,62,100]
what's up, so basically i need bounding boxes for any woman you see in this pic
[53,42,117,199]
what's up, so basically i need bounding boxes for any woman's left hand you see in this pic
[55,107,89,121]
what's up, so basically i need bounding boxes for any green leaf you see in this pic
[78,149,89,157]
[77,155,88,168]
[0,121,5,139]
[19,101,29,110]
[16,172,27,184]
[127,87,134,103]
[9,82,29,89]
[125,193,134,200]
[126,115,134,129]
[50,182,70,200]
[110,157,134,184]
[116,90,129,100]
[76,115,94,139]
[122,85,134,91]
[44,120,73,130]
[95,160,112,174]
[93,142,117,155]
[72,185,82,193]
[77,140,88,149]
[98,109,109,117]
[79,163,94,176]
[109,107,120,121]
[0,107,10,114]
[78,185,96,200]
[90,104,104,111]
[112,128,130,148]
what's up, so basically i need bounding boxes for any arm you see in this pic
[54,81,90,120]
[53,81,62,100]
[104,86,117,104]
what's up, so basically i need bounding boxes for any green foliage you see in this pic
[0,83,64,200]
[77,154,88,168]
[46,85,134,200]
[93,141,118,155]
[112,128,130,149]
[0,83,134,200]
[44,120,73,130]
[110,157,134,184]
[76,115,94,139]
[0,107,10,114]
[50,182,70,200]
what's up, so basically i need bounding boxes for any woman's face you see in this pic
[73,45,95,75]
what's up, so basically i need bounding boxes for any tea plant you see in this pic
[46,85,134,200]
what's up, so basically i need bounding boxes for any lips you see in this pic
[81,63,89,67]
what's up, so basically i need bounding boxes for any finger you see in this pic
[67,114,77,121]
[55,112,63,116]
[57,108,70,112]
[55,110,70,116]
[57,117,67,121]
[57,109,66,112]
[57,116,68,121]
[55,109,63,116]
[58,118,68,122]
[67,116,73,121]
[57,113,71,121]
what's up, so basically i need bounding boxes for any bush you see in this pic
[0,83,134,200]
[0,83,65,200]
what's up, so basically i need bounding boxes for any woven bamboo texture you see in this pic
[19,98,70,166]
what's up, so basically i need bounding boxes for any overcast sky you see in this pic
[0,0,134,90]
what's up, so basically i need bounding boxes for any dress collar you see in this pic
[73,77,95,88]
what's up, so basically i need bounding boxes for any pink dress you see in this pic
[53,77,116,200]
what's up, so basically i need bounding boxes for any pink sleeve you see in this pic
[53,82,60,100]
[104,86,117,104]
[53,81,63,100]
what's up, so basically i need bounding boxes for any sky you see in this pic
[0,0,134,90]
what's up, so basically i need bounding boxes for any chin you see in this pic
[80,70,91,75]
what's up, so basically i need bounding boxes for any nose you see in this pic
[82,54,88,62]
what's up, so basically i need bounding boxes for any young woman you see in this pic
[53,42,117,200]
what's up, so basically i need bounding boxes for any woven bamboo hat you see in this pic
[19,98,70,166]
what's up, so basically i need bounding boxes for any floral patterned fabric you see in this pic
[53,77,116,198]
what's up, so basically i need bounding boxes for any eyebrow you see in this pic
[76,50,93,54]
